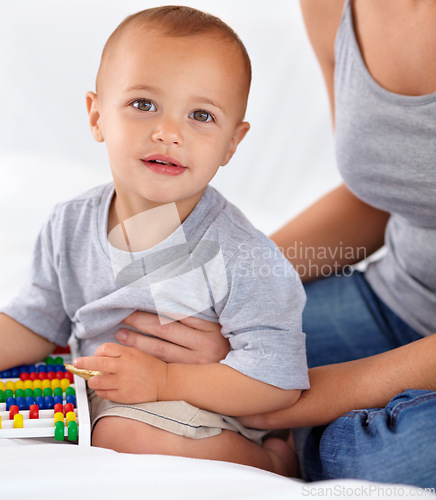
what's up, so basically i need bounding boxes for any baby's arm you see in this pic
[74,342,300,415]
[0,313,56,371]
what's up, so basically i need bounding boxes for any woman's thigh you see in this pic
[302,271,422,367]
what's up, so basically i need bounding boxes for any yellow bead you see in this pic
[51,379,60,390]
[5,381,14,391]
[24,380,33,390]
[66,411,76,425]
[41,379,51,390]
[54,412,64,426]
[13,414,24,428]
[60,378,70,392]
[0,381,4,391]
[0,415,2,429]
[14,380,24,391]
[33,379,42,390]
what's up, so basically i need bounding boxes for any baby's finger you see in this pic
[73,355,118,374]
[94,342,124,357]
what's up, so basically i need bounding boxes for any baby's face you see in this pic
[87,27,250,216]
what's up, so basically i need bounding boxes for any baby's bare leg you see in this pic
[92,416,298,477]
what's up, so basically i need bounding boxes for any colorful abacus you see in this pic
[0,355,90,445]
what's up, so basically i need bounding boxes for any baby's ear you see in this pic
[86,91,104,143]
[221,121,250,166]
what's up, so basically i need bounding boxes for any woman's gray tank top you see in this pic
[334,0,436,336]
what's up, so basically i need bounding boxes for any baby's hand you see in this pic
[73,343,168,404]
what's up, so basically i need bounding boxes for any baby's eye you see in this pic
[189,110,214,122]
[131,99,157,112]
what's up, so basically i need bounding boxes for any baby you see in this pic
[0,6,309,476]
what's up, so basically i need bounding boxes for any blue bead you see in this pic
[6,397,16,410]
[25,396,35,408]
[53,395,63,405]
[10,367,20,378]
[19,365,28,374]
[45,364,54,373]
[16,396,26,410]
[55,364,66,372]
[44,395,54,409]
[65,394,76,407]
[35,396,45,409]
[37,365,47,373]
[28,364,37,373]
[0,370,11,378]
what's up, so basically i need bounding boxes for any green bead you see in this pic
[24,388,33,398]
[15,389,25,398]
[4,389,13,399]
[33,388,43,398]
[54,357,64,365]
[53,387,63,397]
[45,357,55,366]
[65,387,76,397]
[43,387,53,397]
[54,420,65,441]
[67,420,78,442]
[0,390,4,403]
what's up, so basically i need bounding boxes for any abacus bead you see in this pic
[14,380,24,391]
[15,389,25,399]
[64,371,74,383]
[16,396,26,411]
[66,411,76,424]
[5,381,14,392]
[4,389,14,399]
[66,395,76,407]
[24,388,33,398]
[0,370,10,378]
[29,372,39,381]
[29,404,39,419]
[9,405,19,419]
[45,364,55,373]
[61,379,70,392]
[19,365,28,374]
[35,396,45,409]
[34,388,43,398]
[0,390,4,403]
[64,403,74,414]
[0,382,3,391]
[65,387,75,397]
[53,387,63,397]
[28,364,37,373]
[54,395,63,406]
[67,420,78,441]
[38,372,46,381]
[46,371,55,380]
[41,380,50,390]
[37,365,47,373]
[33,380,42,390]
[54,412,64,425]
[54,403,64,415]
[6,397,16,410]
[51,379,60,390]
[0,415,2,428]
[20,372,30,381]
[55,364,65,372]
[25,396,35,408]
[24,380,33,390]
[44,395,54,409]
[13,413,24,428]
[54,420,65,441]
[43,387,53,397]
[45,357,55,366]
[54,357,64,365]
[55,371,64,380]
[10,367,20,378]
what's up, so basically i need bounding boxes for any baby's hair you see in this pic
[97,5,251,96]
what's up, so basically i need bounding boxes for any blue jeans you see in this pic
[297,271,436,488]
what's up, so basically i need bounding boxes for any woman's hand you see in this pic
[115,311,230,364]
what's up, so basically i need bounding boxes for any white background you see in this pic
[0,0,340,303]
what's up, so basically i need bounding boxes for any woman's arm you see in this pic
[240,334,436,429]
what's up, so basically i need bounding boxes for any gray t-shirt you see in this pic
[2,183,309,390]
[335,0,436,336]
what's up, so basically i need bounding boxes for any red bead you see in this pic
[29,372,39,381]
[56,371,64,380]
[38,372,47,380]
[54,403,64,415]
[46,371,55,380]
[29,404,39,419]
[9,405,19,420]
[64,403,74,414]
[20,372,30,381]
[64,371,74,383]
